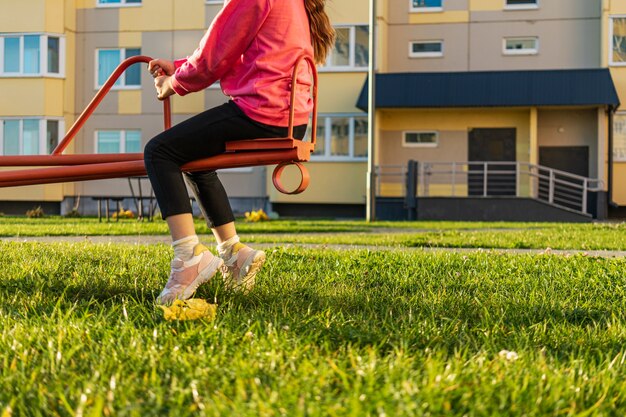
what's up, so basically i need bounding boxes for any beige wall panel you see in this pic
[205,88,229,109]
[205,3,223,25]
[0,80,45,116]
[141,32,175,117]
[471,0,600,21]
[171,30,207,61]
[0,181,63,201]
[537,109,599,177]
[387,23,469,72]
[609,1,626,14]
[326,0,369,24]
[64,32,76,118]
[76,7,118,34]
[613,163,626,204]
[221,168,267,198]
[0,0,45,32]
[269,162,367,204]
[76,0,96,8]
[318,73,367,113]
[469,19,600,71]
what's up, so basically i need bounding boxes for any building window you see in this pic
[96,48,141,88]
[403,131,438,147]
[0,118,64,155]
[312,115,368,160]
[409,41,443,58]
[97,0,142,6]
[410,0,443,12]
[613,114,626,161]
[504,0,538,10]
[96,130,141,153]
[503,37,538,55]
[321,26,368,71]
[610,17,626,66]
[0,34,65,77]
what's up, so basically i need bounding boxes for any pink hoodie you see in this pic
[171,0,314,127]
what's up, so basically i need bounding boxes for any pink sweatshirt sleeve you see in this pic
[170,0,273,96]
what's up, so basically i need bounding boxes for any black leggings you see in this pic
[144,101,306,227]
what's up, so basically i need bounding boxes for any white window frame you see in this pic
[96,0,142,7]
[205,0,224,3]
[403,131,439,148]
[409,0,443,13]
[503,37,539,56]
[311,114,368,162]
[94,129,142,154]
[610,16,626,67]
[0,118,65,155]
[320,25,369,73]
[95,48,142,90]
[504,0,539,10]
[409,40,444,58]
[0,33,66,78]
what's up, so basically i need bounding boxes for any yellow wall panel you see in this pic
[408,11,469,24]
[118,31,142,48]
[75,0,96,9]
[0,0,45,32]
[174,0,205,30]
[380,108,531,163]
[0,80,45,116]
[469,0,502,11]
[119,0,173,32]
[326,0,369,24]
[44,79,65,116]
[269,162,367,204]
[172,91,205,114]
[318,73,367,113]
[45,0,66,33]
[609,0,626,14]
[613,163,626,204]
[118,90,142,114]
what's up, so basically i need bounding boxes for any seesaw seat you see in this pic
[0,54,318,196]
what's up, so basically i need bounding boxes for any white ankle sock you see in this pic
[217,235,240,258]
[172,235,199,260]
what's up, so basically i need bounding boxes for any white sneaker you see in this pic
[157,243,223,304]
[220,242,266,292]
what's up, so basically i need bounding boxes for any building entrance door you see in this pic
[468,128,517,196]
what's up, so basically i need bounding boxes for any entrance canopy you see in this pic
[357,68,620,110]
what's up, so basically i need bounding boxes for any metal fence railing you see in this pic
[375,161,604,215]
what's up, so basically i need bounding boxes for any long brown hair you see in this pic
[304,0,336,64]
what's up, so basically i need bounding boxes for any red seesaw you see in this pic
[0,55,318,195]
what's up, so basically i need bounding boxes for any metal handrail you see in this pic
[376,160,604,215]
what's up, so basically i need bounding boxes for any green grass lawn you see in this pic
[0,216,625,250]
[1,238,626,416]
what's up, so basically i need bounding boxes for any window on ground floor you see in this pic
[311,115,368,161]
[95,130,141,153]
[0,118,64,155]
[403,131,439,147]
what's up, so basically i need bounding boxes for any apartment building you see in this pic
[0,0,369,217]
[365,0,623,221]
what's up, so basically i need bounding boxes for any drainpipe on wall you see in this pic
[608,106,618,208]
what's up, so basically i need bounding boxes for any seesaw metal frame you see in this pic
[0,55,318,194]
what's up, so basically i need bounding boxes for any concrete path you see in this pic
[2,235,625,258]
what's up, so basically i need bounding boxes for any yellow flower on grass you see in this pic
[158,299,217,321]
[244,209,269,222]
